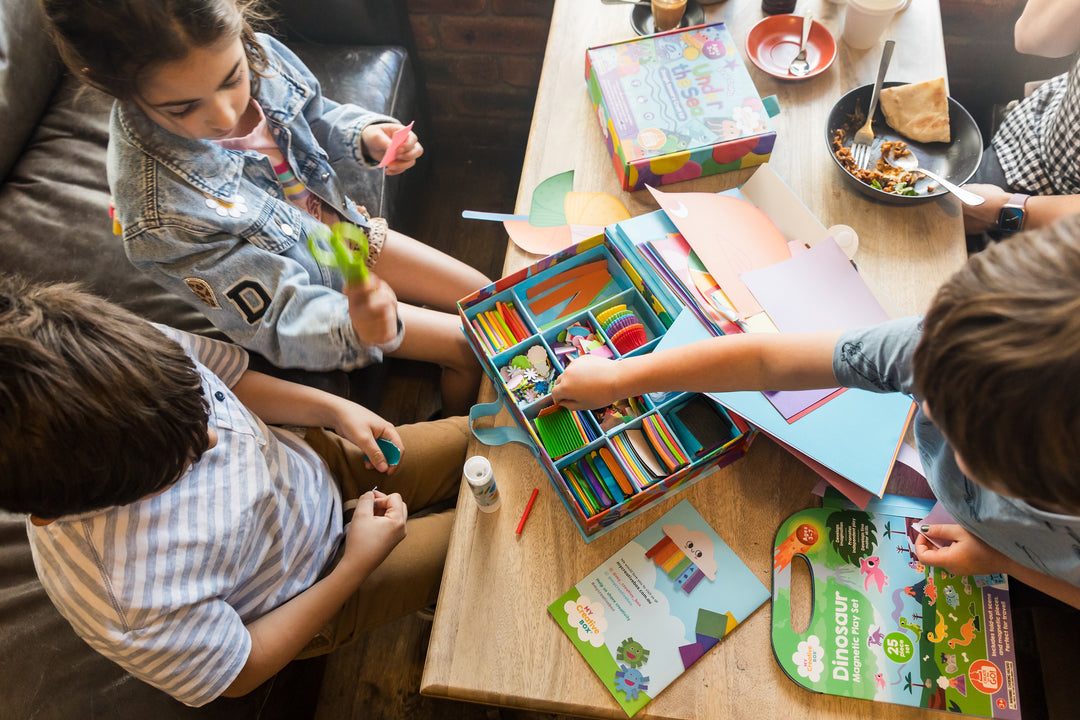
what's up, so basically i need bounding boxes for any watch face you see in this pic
[999,207,1025,232]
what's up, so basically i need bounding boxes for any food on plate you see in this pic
[831,130,932,196]
[879,78,951,143]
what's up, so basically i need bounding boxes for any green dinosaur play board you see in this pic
[771,494,1021,717]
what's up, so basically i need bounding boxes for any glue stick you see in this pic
[464,456,500,512]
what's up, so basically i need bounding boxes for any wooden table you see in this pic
[422,1,967,718]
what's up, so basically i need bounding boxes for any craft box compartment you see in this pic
[585,22,777,191]
[459,233,755,541]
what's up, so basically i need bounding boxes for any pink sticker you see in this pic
[377,121,415,169]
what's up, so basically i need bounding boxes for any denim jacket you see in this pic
[108,34,403,371]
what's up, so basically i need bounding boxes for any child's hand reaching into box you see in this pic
[553,355,622,410]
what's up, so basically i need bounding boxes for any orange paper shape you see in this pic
[503,220,575,256]
[564,191,631,226]
[647,186,790,319]
[527,263,612,320]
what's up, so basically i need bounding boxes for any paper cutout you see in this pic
[377,121,414,168]
[648,185,790,318]
[530,171,575,227]
[526,260,612,320]
[466,170,631,256]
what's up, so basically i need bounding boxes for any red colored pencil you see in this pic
[515,488,540,535]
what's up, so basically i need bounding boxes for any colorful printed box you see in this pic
[458,232,755,542]
[585,22,777,191]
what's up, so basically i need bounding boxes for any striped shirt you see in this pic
[993,53,1080,195]
[26,326,343,706]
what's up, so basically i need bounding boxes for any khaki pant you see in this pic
[295,415,468,658]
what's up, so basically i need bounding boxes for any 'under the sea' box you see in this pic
[585,22,777,191]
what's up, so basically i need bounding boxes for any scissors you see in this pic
[307,222,370,284]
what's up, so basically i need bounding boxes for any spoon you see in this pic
[883,149,985,206]
[600,0,650,5]
[788,14,812,77]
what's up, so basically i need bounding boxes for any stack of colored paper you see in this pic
[534,405,597,458]
[609,415,689,489]
[560,448,634,518]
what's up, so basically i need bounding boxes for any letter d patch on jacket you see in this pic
[225,278,272,324]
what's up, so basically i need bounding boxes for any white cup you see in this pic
[842,0,905,49]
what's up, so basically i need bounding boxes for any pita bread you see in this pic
[879,78,951,143]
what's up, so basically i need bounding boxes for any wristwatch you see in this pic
[997,193,1029,233]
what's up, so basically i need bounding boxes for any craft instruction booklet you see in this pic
[549,499,768,716]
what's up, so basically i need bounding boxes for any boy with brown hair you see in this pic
[0,277,468,706]
[554,215,1080,610]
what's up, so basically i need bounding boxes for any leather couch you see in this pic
[0,0,423,717]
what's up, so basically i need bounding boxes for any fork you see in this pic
[851,39,895,170]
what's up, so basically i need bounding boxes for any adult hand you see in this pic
[361,123,424,175]
[341,490,408,575]
[914,524,1013,577]
[332,402,403,474]
[552,355,622,410]
[960,183,1011,234]
[345,273,398,346]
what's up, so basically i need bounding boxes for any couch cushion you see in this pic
[0,0,63,181]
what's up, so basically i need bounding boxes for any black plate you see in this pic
[825,81,983,205]
[631,0,706,36]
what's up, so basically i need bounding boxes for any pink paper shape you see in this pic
[377,121,415,169]
[647,186,790,319]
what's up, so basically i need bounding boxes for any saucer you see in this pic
[745,14,836,81]
[631,0,706,36]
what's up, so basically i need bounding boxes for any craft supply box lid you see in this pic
[585,22,777,191]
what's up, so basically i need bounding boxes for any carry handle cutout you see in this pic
[788,553,815,635]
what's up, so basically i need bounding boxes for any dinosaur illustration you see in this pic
[927,611,949,643]
[948,617,979,649]
[860,555,889,593]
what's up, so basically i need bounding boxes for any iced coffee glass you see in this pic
[651,0,687,32]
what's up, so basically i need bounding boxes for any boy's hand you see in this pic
[361,123,423,175]
[341,490,408,574]
[914,524,1013,577]
[345,273,399,346]
[332,401,403,474]
[960,183,1010,234]
[552,355,622,410]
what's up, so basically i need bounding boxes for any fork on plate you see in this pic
[850,40,895,170]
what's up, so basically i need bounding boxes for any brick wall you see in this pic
[406,0,555,153]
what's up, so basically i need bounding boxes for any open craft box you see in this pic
[459,233,755,542]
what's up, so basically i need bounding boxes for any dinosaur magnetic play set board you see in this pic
[771,494,1021,717]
